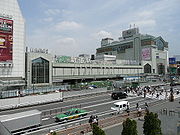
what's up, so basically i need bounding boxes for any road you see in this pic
[1,84,180,135]
[20,95,158,135]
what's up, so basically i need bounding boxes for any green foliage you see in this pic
[92,124,106,135]
[143,112,162,135]
[121,118,138,135]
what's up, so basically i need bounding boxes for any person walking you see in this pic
[137,107,142,117]
[136,102,139,110]
[145,102,149,113]
[126,105,130,116]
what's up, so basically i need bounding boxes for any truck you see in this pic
[0,109,42,133]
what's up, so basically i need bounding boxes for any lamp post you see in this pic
[18,89,20,105]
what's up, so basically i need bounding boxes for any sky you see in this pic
[18,0,180,57]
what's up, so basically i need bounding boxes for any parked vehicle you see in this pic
[55,108,88,122]
[111,91,128,100]
[0,110,42,133]
[111,101,129,113]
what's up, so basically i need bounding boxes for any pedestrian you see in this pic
[93,117,98,125]
[95,115,98,125]
[136,103,139,110]
[89,115,93,127]
[165,90,168,99]
[177,90,179,95]
[145,102,149,113]
[144,89,146,98]
[137,107,142,117]
[80,131,85,135]
[126,106,130,116]
[156,93,159,99]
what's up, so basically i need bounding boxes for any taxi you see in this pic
[55,108,88,122]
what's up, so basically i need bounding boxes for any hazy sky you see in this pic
[18,0,180,57]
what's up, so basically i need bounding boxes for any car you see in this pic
[91,85,97,88]
[111,91,128,100]
[55,108,88,122]
[111,100,130,113]
[88,86,94,89]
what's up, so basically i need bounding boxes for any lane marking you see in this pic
[42,118,50,121]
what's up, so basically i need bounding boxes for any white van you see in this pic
[111,101,129,113]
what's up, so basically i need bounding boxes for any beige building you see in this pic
[96,28,169,74]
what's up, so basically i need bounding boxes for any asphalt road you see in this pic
[24,95,158,135]
[2,84,179,135]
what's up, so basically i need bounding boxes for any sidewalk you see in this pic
[0,88,109,110]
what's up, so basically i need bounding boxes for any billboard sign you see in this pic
[122,28,139,39]
[141,48,151,60]
[0,18,13,62]
[169,57,176,64]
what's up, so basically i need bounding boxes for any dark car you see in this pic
[111,91,128,100]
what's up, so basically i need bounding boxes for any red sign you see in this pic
[0,18,13,62]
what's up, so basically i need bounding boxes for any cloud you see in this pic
[131,20,156,28]
[22,0,180,56]
[92,30,112,40]
[137,11,154,19]
[45,9,61,16]
[42,17,53,22]
[56,37,76,46]
[55,21,82,30]
[52,37,81,55]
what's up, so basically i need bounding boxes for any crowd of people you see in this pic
[89,115,99,126]
[123,85,179,100]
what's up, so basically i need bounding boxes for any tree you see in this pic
[92,124,106,135]
[121,118,138,135]
[143,112,162,135]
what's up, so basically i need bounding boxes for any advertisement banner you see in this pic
[141,48,151,60]
[0,18,13,62]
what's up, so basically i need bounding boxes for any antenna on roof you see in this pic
[134,24,136,28]
[130,24,131,29]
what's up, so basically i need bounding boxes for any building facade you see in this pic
[25,51,143,87]
[25,48,52,88]
[0,0,25,90]
[96,28,169,74]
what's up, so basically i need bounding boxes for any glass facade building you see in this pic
[31,57,49,84]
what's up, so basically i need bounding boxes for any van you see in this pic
[111,101,129,113]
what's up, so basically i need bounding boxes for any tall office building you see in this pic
[0,0,25,89]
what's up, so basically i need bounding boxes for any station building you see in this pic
[26,49,143,88]
[96,28,169,75]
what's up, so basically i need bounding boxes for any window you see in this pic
[120,105,122,108]
[31,57,49,84]
[123,104,126,107]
